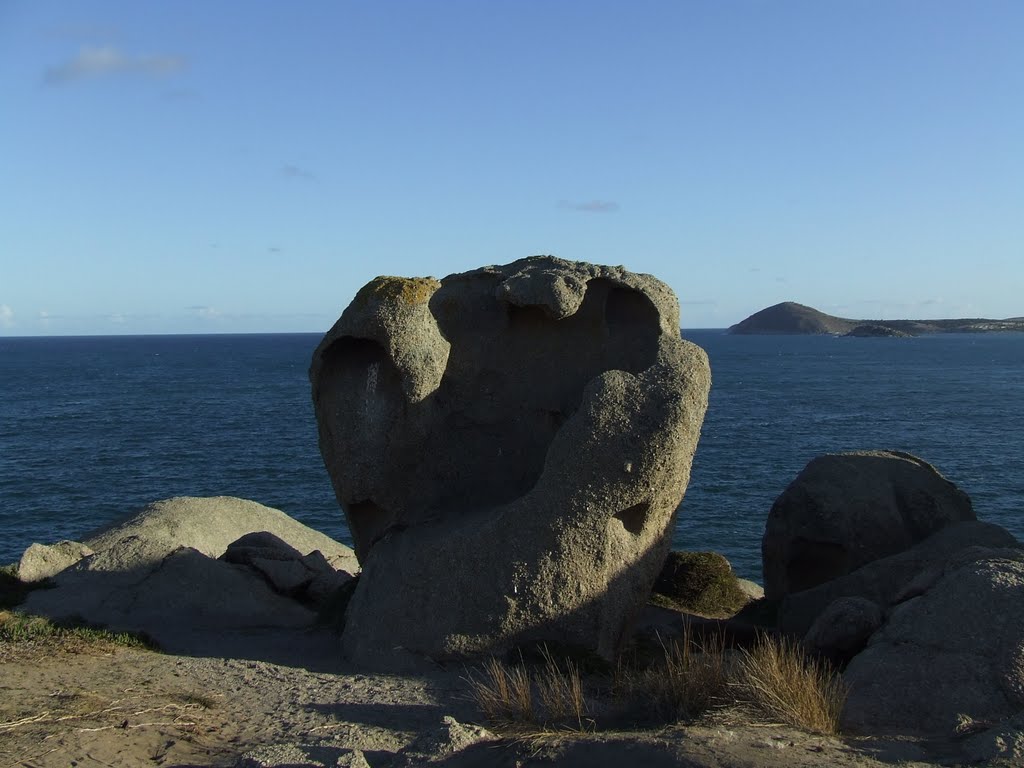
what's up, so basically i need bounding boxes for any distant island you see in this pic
[729,302,1024,336]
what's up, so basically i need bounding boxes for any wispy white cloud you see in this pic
[44,46,186,85]
[558,199,620,213]
[188,305,221,320]
[280,165,318,182]
[0,305,14,328]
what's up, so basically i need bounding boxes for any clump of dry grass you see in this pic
[735,632,847,734]
[465,646,590,729]
[535,646,588,728]
[468,655,535,724]
[468,629,847,738]
[617,623,731,721]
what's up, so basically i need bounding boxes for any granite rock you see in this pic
[311,257,710,667]
[762,450,974,599]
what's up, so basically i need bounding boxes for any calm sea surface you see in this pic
[1,331,1022,580]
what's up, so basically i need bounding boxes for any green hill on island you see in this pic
[729,302,1024,336]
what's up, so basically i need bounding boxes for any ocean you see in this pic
[1,331,1022,580]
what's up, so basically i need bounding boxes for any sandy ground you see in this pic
[0,628,969,768]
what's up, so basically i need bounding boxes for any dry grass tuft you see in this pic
[535,646,588,728]
[467,629,847,737]
[466,647,590,729]
[618,623,731,721]
[466,655,535,725]
[735,632,847,734]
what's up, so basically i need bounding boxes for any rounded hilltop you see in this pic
[730,301,1024,335]
[728,302,856,335]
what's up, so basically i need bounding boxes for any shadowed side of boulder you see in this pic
[762,450,974,600]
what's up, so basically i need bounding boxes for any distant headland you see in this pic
[729,301,1024,336]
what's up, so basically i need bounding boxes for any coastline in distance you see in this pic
[728,301,1024,336]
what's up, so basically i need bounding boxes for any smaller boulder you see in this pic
[222,533,352,600]
[306,568,356,607]
[17,540,93,582]
[841,552,1024,734]
[763,450,975,599]
[804,596,883,666]
[963,712,1024,764]
[778,520,1020,637]
[84,496,359,574]
[652,551,750,618]
[221,531,306,564]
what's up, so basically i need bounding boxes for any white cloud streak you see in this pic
[188,305,221,319]
[44,46,186,85]
[0,305,14,328]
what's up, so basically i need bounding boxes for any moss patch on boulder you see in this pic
[352,276,440,308]
[652,551,751,618]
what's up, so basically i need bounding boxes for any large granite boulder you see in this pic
[762,450,974,599]
[310,256,710,666]
[842,549,1024,735]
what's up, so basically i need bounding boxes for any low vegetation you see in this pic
[465,645,590,730]
[651,551,750,618]
[0,610,155,650]
[617,623,730,721]
[735,632,847,734]
[467,627,847,737]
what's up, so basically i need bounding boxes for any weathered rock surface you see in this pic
[310,256,710,667]
[963,711,1024,765]
[20,497,357,651]
[236,744,371,768]
[220,530,353,601]
[778,520,1020,637]
[16,540,93,582]
[842,551,1024,734]
[392,716,497,767]
[803,596,883,664]
[84,496,359,574]
[762,450,974,599]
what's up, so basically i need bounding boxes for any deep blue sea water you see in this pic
[1,331,1022,580]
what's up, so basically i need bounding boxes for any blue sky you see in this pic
[1,1,1022,335]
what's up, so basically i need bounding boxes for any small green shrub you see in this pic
[652,551,749,618]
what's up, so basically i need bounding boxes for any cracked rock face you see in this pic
[310,256,710,667]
